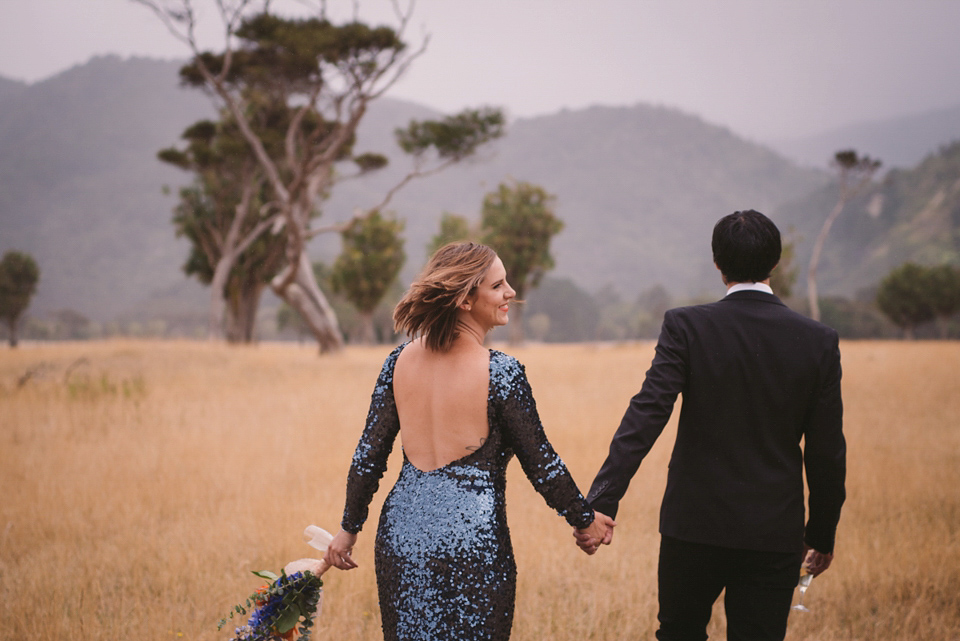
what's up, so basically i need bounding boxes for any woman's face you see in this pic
[465,256,516,331]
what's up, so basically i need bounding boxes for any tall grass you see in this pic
[1,340,958,640]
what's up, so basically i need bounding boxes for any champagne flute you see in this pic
[791,566,813,612]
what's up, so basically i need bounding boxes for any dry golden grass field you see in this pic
[2,339,959,641]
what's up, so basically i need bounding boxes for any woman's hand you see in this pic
[573,511,616,555]
[324,529,359,570]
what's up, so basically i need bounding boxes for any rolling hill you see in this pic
[777,139,960,298]
[771,103,960,170]
[322,101,827,301]
[1,55,957,328]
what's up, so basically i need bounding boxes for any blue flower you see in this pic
[222,570,323,641]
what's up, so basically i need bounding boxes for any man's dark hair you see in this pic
[711,210,781,283]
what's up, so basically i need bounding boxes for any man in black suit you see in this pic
[577,210,845,640]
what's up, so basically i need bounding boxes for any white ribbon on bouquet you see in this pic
[283,525,335,578]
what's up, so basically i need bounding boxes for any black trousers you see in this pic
[656,535,804,641]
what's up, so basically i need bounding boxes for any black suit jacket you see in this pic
[587,290,846,554]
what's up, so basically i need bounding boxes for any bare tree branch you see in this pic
[130,0,196,47]
[369,157,455,214]
[391,0,415,28]
[369,33,430,100]
[305,215,362,239]
[234,212,282,257]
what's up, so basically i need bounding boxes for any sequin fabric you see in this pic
[340,344,594,641]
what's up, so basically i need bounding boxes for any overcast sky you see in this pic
[1,0,959,142]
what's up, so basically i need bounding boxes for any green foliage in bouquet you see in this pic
[218,569,323,641]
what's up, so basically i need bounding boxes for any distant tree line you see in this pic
[11,258,960,345]
[13,125,960,345]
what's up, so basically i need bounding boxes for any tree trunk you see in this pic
[6,317,19,347]
[238,285,262,343]
[807,197,846,322]
[357,311,376,345]
[208,257,233,340]
[508,303,526,346]
[225,284,264,343]
[209,181,259,341]
[224,309,242,343]
[272,253,343,353]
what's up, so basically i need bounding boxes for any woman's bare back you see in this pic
[393,339,490,472]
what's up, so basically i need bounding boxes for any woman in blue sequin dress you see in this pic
[325,242,613,641]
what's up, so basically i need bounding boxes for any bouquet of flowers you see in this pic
[219,526,334,641]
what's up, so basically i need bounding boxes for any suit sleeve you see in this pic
[586,310,687,519]
[802,331,846,554]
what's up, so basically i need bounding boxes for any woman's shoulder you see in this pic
[389,341,410,359]
[379,341,410,376]
[488,349,527,397]
[489,347,522,369]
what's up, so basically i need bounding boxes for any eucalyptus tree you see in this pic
[173,183,286,342]
[807,150,882,321]
[876,263,936,339]
[160,105,386,341]
[481,181,564,345]
[0,251,40,347]
[927,264,960,338]
[331,210,406,344]
[135,1,504,352]
[160,116,279,341]
[427,212,477,256]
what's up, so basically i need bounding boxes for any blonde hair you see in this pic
[393,242,498,351]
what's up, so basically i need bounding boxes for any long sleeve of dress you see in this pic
[491,351,595,530]
[340,345,404,534]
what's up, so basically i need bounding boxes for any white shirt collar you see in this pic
[725,282,774,297]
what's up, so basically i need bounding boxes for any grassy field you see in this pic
[1,339,959,641]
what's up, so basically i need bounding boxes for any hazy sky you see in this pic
[1,0,959,141]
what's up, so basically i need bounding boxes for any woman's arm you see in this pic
[494,353,595,530]
[339,346,404,535]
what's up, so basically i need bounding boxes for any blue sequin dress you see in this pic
[340,343,595,641]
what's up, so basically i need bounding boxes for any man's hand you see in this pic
[803,544,834,577]
[573,511,616,555]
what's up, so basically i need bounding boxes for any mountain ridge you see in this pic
[0,56,957,326]
[771,103,960,170]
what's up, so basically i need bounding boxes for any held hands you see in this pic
[573,511,616,555]
[324,529,359,570]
